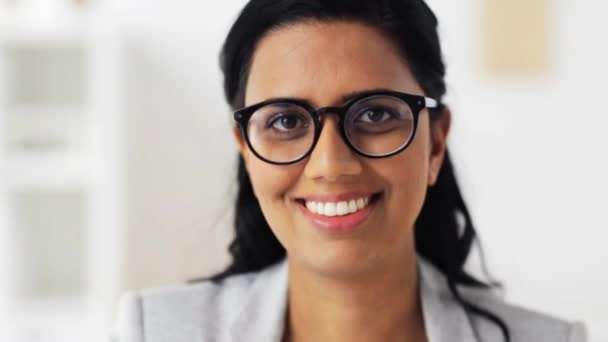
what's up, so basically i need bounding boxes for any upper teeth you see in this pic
[305,197,370,217]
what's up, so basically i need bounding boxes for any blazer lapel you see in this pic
[418,256,478,342]
[225,259,289,342]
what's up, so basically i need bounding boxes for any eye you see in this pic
[268,112,308,132]
[355,107,395,123]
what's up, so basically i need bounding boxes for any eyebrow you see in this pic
[340,88,396,103]
[262,88,397,106]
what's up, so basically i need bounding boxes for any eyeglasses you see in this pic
[233,90,439,165]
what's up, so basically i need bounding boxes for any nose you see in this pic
[303,115,363,181]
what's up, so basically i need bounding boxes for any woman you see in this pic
[114,0,587,341]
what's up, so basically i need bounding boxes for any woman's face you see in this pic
[235,21,449,278]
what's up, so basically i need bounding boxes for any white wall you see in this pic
[427,0,608,339]
[114,0,608,339]
[114,0,244,288]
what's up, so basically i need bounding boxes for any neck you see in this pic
[283,249,427,342]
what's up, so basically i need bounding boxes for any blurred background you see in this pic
[0,0,606,341]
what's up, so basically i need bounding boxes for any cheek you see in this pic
[373,122,431,227]
[391,135,429,190]
[246,154,302,237]
[248,158,299,202]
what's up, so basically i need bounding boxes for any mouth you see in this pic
[294,192,383,232]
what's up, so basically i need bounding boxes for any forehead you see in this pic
[245,21,424,106]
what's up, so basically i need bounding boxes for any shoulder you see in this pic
[458,284,587,342]
[111,260,288,342]
[417,255,587,342]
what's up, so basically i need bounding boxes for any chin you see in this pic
[298,242,384,279]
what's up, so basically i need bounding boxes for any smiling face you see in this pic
[234,21,449,278]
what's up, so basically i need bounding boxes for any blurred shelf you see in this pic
[3,106,87,154]
[0,6,94,47]
[0,19,93,46]
[4,293,110,342]
[3,105,85,116]
[1,45,86,107]
[0,30,87,47]
[13,297,86,316]
[6,304,94,342]
[4,153,90,189]
[9,189,86,301]
[0,4,124,342]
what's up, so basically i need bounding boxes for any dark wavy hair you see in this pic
[209,0,509,341]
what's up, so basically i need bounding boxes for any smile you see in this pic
[304,197,370,217]
[295,193,382,232]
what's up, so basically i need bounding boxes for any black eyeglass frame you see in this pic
[233,90,440,165]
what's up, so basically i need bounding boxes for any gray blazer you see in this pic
[113,256,587,342]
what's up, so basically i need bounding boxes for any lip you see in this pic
[297,192,375,202]
[295,192,381,233]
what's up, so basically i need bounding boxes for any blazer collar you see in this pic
[227,255,478,342]
[225,260,289,342]
[417,256,478,342]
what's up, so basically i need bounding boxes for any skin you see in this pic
[233,21,451,342]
